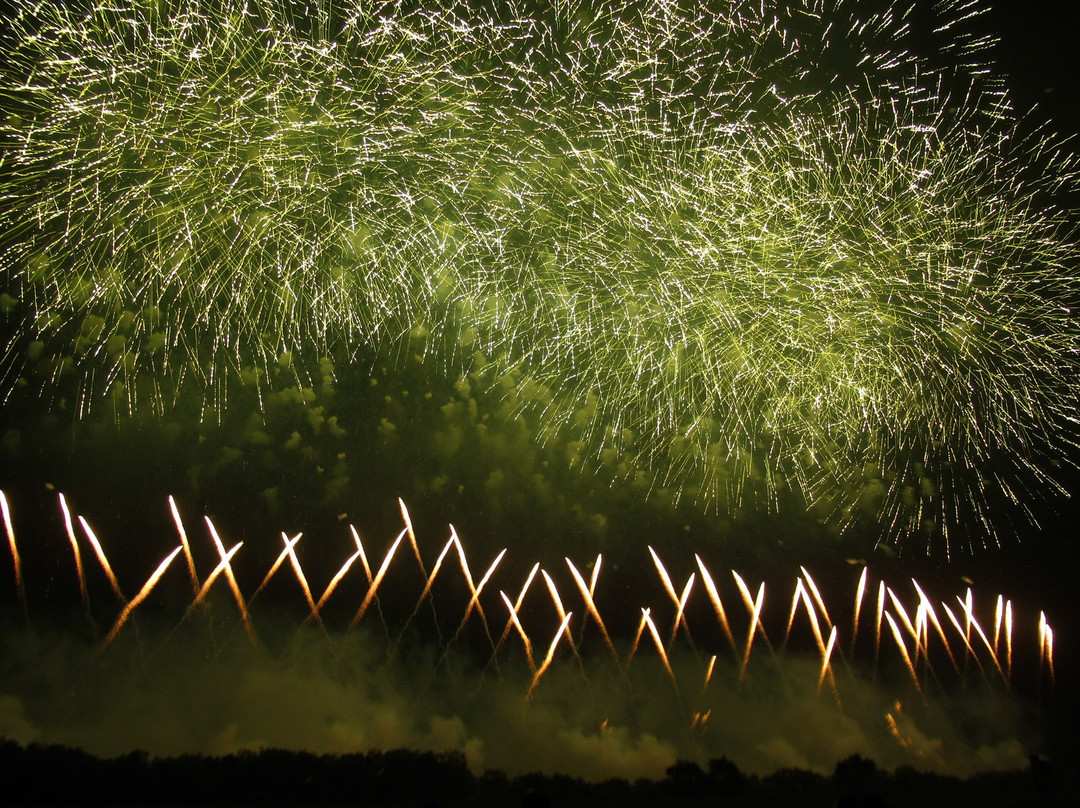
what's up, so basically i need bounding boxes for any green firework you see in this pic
[1,0,1078,552]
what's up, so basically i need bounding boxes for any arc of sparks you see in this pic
[58,494,87,609]
[1005,599,1013,680]
[668,573,696,649]
[955,593,1006,682]
[850,566,868,653]
[311,527,366,617]
[565,556,617,662]
[910,579,958,673]
[883,611,923,696]
[799,567,833,629]
[185,542,244,619]
[642,607,677,687]
[940,601,985,676]
[541,569,582,663]
[0,491,22,605]
[993,595,1004,655]
[789,579,826,657]
[695,555,737,657]
[412,531,456,616]
[351,528,405,627]
[817,625,839,694]
[284,533,320,625]
[78,515,125,602]
[248,531,319,623]
[738,579,766,686]
[1039,612,1055,681]
[784,578,809,646]
[103,547,183,648]
[399,498,427,579]
[168,496,200,595]
[452,545,506,646]
[703,654,717,693]
[252,532,303,601]
[203,517,255,640]
[874,581,886,663]
[648,546,692,643]
[526,610,574,701]
[886,587,918,645]
[497,562,539,651]
[499,590,536,673]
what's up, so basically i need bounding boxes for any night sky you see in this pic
[1,0,1078,783]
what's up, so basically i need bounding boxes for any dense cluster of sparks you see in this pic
[0,490,1056,710]
[2,0,1079,552]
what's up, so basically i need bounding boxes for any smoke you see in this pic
[0,609,1038,781]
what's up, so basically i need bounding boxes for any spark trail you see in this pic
[0,488,1061,747]
[1,1,1078,552]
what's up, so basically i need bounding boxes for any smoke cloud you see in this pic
[0,609,1039,781]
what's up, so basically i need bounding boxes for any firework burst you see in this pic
[1,0,1078,551]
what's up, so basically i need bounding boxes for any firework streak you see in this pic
[2,1,1079,552]
[0,490,1057,704]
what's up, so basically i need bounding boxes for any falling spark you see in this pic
[78,515,125,602]
[103,547,183,648]
[168,495,200,595]
[703,654,717,692]
[59,494,87,609]
[204,517,254,640]
[526,610,574,701]
[695,555,737,656]
[0,491,21,605]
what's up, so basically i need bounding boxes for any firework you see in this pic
[0,491,21,604]
[104,546,183,648]
[0,488,1059,715]
[1,1,1076,551]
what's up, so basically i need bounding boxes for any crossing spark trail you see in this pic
[1,1,1078,553]
[0,490,1057,702]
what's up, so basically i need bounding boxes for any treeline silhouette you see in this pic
[0,737,1071,807]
